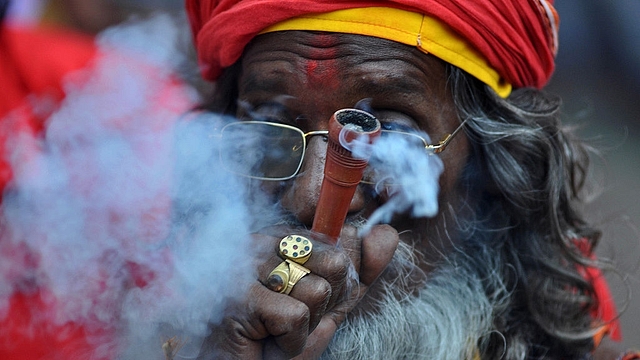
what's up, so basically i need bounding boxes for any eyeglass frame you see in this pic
[215,118,468,181]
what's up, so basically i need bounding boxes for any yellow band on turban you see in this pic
[261,7,512,98]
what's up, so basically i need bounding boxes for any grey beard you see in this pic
[320,241,508,360]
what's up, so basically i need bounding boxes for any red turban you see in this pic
[186,0,559,96]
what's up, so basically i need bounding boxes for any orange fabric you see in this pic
[186,0,559,91]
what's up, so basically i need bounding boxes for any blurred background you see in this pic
[4,0,640,351]
[4,0,183,33]
[548,0,640,349]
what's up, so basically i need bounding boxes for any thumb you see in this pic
[359,224,399,285]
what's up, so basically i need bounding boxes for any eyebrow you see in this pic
[239,67,290,96]
[239,61,443,122]
[355,69,439,98]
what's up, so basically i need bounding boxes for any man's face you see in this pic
[236,31,471,275]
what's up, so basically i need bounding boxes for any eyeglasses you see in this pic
[215,119,467,181]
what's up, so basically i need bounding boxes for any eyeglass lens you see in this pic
[220,122,305,180]
[219,122,429,182]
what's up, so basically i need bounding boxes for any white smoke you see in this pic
[351,131,444,236]
[0,13,447,359]
[0,14,261,359]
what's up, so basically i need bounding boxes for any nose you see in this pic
[280,136,366,226]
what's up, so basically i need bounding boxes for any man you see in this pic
[186,1,638,359]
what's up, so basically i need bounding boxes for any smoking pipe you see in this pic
[311,108,381,244]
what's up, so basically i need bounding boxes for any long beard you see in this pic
[320,241,507,360]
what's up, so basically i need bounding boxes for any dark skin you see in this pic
[197,31,470,359]
[236,32,470,271]
[198,31,622,359]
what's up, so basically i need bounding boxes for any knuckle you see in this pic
[287,302,311,329]
[322,251,351,282]
[310,277,332,301]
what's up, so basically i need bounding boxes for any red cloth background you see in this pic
[0,23,191,359]
[0,24,112,359]
[0,24,96,192]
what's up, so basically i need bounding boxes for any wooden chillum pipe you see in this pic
[311,109,381,244]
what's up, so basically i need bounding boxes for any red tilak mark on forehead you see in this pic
[304,34,340,89]
[305,59,340,89]
[304,57,339,90]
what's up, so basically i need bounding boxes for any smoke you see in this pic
[351,130,444,236]
[0,13,446,359]
[0,14,263,359]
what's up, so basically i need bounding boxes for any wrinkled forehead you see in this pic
[235,31,460,143]
[239,31,451,99]
[244,31,436,67]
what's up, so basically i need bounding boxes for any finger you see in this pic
[287,273,331,332]
[334,224,399,285]
[257,231,355,331]
[292,315,340,360]
[255,231,340,280]
[254,284,312,358]
[258,242,333,333]
[302,244,351,286]
[359,224,399,285]
[335,225,362,271]
[264,232,354,311]
[301,244,354,311]
[199,283,310,359]
[263,304,312,356]
[260,260,333,333]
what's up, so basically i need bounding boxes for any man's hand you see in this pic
[197,224,399,359]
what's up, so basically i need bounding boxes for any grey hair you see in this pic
[203,46,603,358]
[446,66,600,359]
[321,240,506,360]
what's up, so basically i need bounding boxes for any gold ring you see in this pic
[279,235,313,264]
[266,260,311,295]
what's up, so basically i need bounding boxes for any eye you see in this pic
[238,100,293,124]
[380,121,414,132]
[373,109,420,132]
